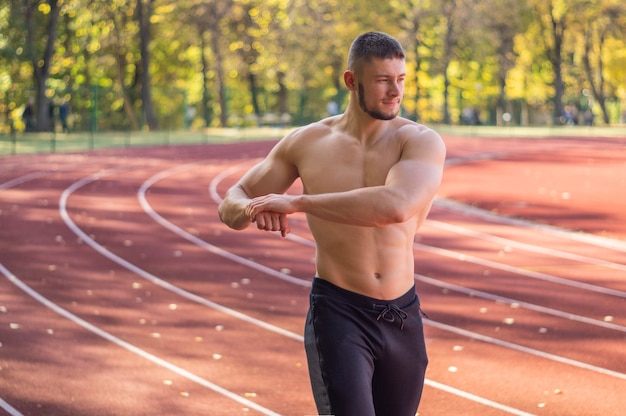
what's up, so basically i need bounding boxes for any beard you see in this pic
[358,83,399,121]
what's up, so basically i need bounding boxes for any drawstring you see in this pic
[374,304,408,330]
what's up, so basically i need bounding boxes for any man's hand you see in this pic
[246,193,298,217]
[246,194,297,237]
[250,211,291,237]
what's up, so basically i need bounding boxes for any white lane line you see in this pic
[58,168,301,414]
[426,219,626,271]
[138,162,310,289]
[151,164,542,415]
[209,166,626,330]
[0,171,52,190]
[59,168,304,342]
[425,318,626,381]
[57,158,626,415]
[0,263,280,416]
[283,226,626,332]
[2,163,286,415]
[414,242,626,298]
[434,198,626,252]
[423,380,536,416]
[414,273,626,332]
[205,163,626,375]
[0,397,23,416]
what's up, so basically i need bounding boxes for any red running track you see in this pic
[0,135,625,416]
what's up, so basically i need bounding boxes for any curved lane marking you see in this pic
[205,162,626,377]
[434,198,626,252]
[425,219,626,271]
[0,397,23,416]
[0,263,280,416]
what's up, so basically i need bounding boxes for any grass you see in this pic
[2,124,625,157]
[0,127,295,156]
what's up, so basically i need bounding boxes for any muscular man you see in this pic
[219,31,446,416]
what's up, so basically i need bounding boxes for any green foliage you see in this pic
[1,0,625,133]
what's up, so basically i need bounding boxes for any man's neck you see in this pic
[339,102,392,144]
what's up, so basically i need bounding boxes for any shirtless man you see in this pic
[218,31,446,416]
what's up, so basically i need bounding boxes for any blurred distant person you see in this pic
[583,108,594,126]
[22,98,35,132]
[48,99,56,132]
[59,99,71,133]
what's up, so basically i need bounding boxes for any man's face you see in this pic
[356,58,405,121]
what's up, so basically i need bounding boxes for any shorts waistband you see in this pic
[311,277,417,310]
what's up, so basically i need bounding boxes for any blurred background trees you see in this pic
[1,0,625,133]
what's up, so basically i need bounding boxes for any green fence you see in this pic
[2,125,626,157]
[0,127,295,156]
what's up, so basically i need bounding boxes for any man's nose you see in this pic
[388,81,401,96]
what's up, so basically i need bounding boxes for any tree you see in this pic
[394,0,432,122]
[183,0,233,127]
[474,0,531,125]
[136,0,158,130]
[3,0,626,132]
[432,0,473,124]
[533,0,570,125]
[23,0,61,132]
[576,1,626,124]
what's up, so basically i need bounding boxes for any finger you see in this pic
[254,213,266,230]
[270,214,282,231]
[279,215,291,237]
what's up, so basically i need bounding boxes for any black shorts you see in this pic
[304,278,428,416]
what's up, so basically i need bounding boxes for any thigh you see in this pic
[372,302,428,416]
[305,295,379,416]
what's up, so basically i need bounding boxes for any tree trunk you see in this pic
[25,0,60,132]
[443,68,451,125]
[549,8,566,125]
[115,51,140,131]
[582,30,610,124]
[137,0,158,130]
[209,29,228,127]
[200,34,213,128]
[248,72,261,125]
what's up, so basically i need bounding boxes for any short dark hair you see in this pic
[347,32,405,73]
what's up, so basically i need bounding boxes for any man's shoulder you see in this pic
[294,117,337,137]
[394,119,443,145]
[279,118,337,147]
[393,119,446,161]
[271,119,336,162]
[394,118,437,135]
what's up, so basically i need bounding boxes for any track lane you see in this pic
[4,154,310,414]
[1,137,625,415]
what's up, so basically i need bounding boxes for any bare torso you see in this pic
[286,116,431,299]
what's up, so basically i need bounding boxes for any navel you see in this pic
[374,272,382,280]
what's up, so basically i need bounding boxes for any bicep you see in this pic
[386,132,446,203]
[237,146,299,198]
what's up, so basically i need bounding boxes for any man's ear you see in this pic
[344,70,356,91]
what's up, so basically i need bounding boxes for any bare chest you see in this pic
[297,140,401,194]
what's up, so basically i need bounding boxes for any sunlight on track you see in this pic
[1,169,284,415]
[207,166,626,380]
[0,263,281,416]
[2,138,624,415]
[426,219,626,272]
[435,198,626,253]
[59,167,306,340]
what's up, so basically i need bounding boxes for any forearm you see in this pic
[296,186,423,227]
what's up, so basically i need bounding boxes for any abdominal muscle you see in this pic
[308,215,417,300]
